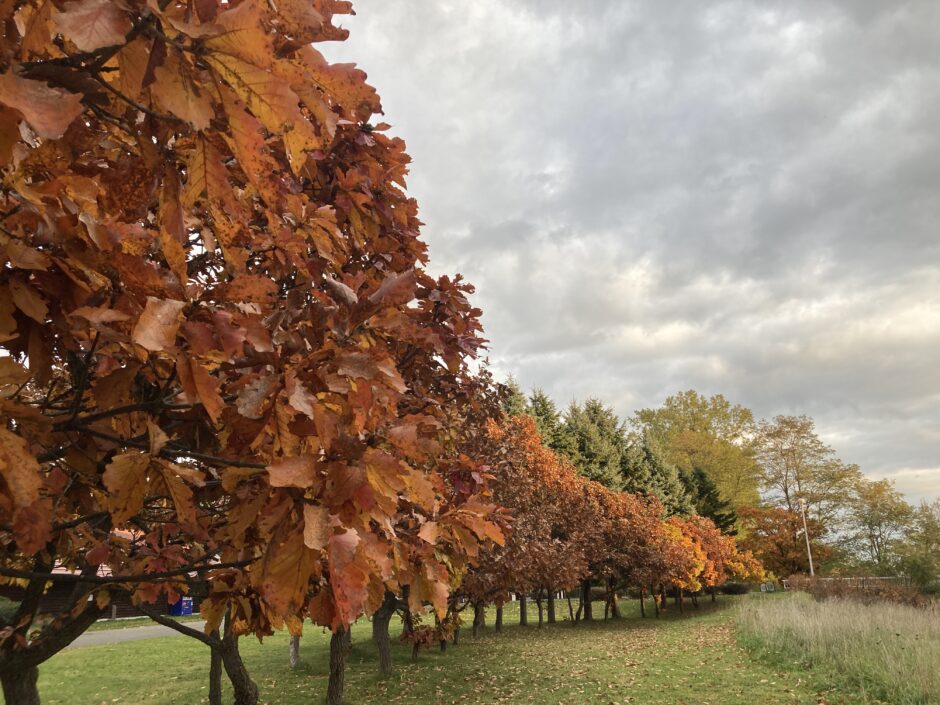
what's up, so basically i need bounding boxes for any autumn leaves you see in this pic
[0,1,499,695]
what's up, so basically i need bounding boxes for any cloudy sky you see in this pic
[325,1,940,502]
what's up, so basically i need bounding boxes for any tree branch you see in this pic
[0,559,253,585]
[137,603,216,646]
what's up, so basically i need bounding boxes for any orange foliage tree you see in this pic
[0,1,503,703]
[738,505,829,579]
[458,414,587,631]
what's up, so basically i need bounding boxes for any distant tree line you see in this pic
[503,383,940,593]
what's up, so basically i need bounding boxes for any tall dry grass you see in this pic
[736,593,940,704]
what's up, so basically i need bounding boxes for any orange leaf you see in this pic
[328,528,369,628]
[183,136,234,210]
[132,297,185,352]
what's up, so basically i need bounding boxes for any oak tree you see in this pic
[0,2,502,703]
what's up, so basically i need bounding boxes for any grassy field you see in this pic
[19,595,871,705]
[736,592,940,705]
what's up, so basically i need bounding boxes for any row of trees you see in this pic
[455,414,763,636]
[509,385,938,591]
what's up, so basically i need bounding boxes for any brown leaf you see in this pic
[190,360,224,425]
[160,462,200,533]
[303,503,330,550]
[0,107,20,165]
[5,239,51,271]
[335,351,378,380]
[0,296,17,342]
[323,277,358,306]
[53,0,133,52]
[369,269,416,307]
[0,427,42,508]
[254,524,314,616]
[328,528,369,628]
[132,297,185,352]
[235,374,279,419]
[0,71,84,139]
[115,37,152,99]
[267,455,318,489]
[215,275,277,305]
[12,499,52,555]
[147,420,169,455]
[151,50,214,130]
[69,306,131,325]
[285,370,316,419]
[0,357,30,392]
[159,166,188,284]
[418,520,439,545]
[182,136,234,209]
[8,278,47,323]
[14,1,55,59]
[102,452,150,524]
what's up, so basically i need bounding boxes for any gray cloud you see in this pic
[325,0,940,502]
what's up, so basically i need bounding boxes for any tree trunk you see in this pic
[535,593,544,628]
[453,626,460,646]
[220,621,259,705]
[209,631,223,705]
[518,595,528,626]
[710,586,716,603]
[472,601,485,637]
[677,588,684,614]
[581,579,593,621]
[660,585,667,614]
[289,634,301,669]
[567,593,575,622]
[652,585,659,618]
[436,614,446,652]
[400,585,414,638]
[372,591,396,676]
[609,582,621,619]
[639,589,646,618]
[691,593,699,609]
[327,628,348,705]
[546,589,556,624]
[495,605,503,633]
[1,665,40,705]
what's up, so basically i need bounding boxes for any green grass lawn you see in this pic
[26,595,863,705]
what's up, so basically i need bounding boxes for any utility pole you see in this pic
[799,497,815,577]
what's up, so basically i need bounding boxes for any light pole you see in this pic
[799,497,815,577]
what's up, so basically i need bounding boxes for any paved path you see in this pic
[66,621,206,649]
